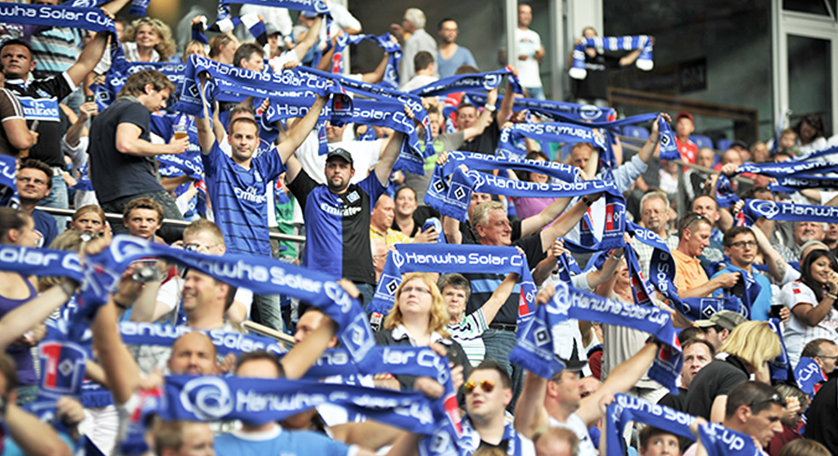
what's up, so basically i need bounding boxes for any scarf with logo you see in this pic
[794,357,828,399]
[367,243,536,327]
[605,393,696,456]
[510,279,682,390]
[409,67,522,98]
[569,36,653,80]
[331,33,401,89]
[697,423,761,456]
[736,199,838,226]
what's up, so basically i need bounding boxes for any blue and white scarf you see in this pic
[737,199,838,227]
[217,0,329,12]
[737,160,838,178]
[97,61,186,111]
[794,357,827,399]
[409,66,522,98]
[496,122,607,156]
[605,393,696,456]
[569,36,653,80]
[459,416,523,456]
[658,117,680,161]
[627,222,741,320]
[464,93,616,124]
[117,322,287,356]
[697,423,761,456]
[83,235,376,369]
[67,0,148,20]
[769,175,838,193]
[510,280,682,390]
[767,318,792,381]
[331,33,401,89]
[0,155,18,208]
[367,243,536,327]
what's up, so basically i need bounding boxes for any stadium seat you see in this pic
[621,126,650,140]
[716,139,733,151]
[690,135,714,150]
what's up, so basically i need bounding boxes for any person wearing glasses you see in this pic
[374,272,470,391]
[684,321,781,422]
[460,359,536,456]
[673,212,739,299]
[685,381,785,456]
[710,227,774,321]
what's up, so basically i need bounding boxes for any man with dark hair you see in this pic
[711,226,773,321]
[89,69,188,243]
[673,213,739,298]
[16,158,57,246]
[658,338,715,412]
[694,310,747,350]
[462,359,536,456]
[801,338,838,375]
[398,51,436,92]
[234,42,266,72]
[437,19,476,79]
[684,381,784,456]
[1,32,108,215]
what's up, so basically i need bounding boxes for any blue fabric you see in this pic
[570,36,653,80]
[408,67,522,98]
[497,122,608,156]
[31,209,58,248]
[605,393,696,456]
[711,264,771,321]
[203,141,285,256]
[214,429,349,456]
[795,357,827,399]
[465,93,617,124]
[769,175,838,193]
[510,279,682,390]
[738,199,838,226]
[697,423,760,456]
[117,321,286,356]
[96,62,185,111]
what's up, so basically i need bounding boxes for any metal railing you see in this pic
[36,206,306,243]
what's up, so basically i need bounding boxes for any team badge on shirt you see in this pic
[346,191,359,203]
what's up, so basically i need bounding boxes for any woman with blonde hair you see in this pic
[122,17,177,62]
[375,272,470,390]
[684,320,781,422]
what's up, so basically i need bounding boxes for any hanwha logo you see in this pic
[752,200,779,219]
[579,105,601,121]
[180,377,234,421]
[483,74,501,90]
[110,236,152,263]
[391,249,405,268]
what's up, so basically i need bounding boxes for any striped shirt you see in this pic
[203,141,284,256]
[448,309,488,367]
[30,27,81,78]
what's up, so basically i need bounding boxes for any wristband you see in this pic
[610,249,624,260]
[645,335,663,349]
[582,196,593,207]
[484,104,496,112]
[827,292,838,301]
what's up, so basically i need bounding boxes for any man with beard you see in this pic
[286,127,406,305]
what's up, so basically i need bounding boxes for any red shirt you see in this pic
[675,137,698,163]
[766,424,801,456]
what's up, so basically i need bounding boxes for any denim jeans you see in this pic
[355,282,375,309]
[482,328,523,411]
[40,171,69,230]
[100,190,184,243]
[525,86,546,100]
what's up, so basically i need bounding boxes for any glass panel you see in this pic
[603,0,772,142]
[783,0,835,17]
[787,35,832,138]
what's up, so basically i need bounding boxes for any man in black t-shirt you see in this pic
[1,35,108,216]
[88,70,189,243]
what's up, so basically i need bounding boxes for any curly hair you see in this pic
[384,272,450,337]
[124,18,177,61]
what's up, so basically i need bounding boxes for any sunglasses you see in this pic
[464,380,495,394]
[747,392,785,409]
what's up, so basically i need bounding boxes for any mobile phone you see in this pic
[30,120,38,131]
[85,94,94,103]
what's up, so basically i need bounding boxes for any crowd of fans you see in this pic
[0,1,836,456]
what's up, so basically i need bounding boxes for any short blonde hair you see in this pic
[719,321,780,370]
[472,201,504,228]
[384,272,449,337]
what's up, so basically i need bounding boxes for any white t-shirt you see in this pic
[781,280,838,366]
[548,414,596,456]
[514,28,543,88]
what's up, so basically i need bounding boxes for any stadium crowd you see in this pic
[0,1,835,456]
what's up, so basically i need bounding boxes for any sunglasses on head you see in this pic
[464,380,495,394]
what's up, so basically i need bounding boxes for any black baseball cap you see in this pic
[326,148,354,167]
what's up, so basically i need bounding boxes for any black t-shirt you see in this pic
[5,74,73,167]
[658,386,689,412]
[459,119,501,156]
[391,206,440,237]
[463,233,545,325]
[804,377,838,454]
[88,97,164,204]
[573,53,621,101]
[683,356,749,420]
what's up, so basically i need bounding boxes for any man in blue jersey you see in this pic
[195,76,328,331]
[285,113,409,306]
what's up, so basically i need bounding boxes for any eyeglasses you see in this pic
[464,380,494,394]
[818,355,838,360]
[729,241,757,249]
[401,286,431,295]
[747,392,785,409]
